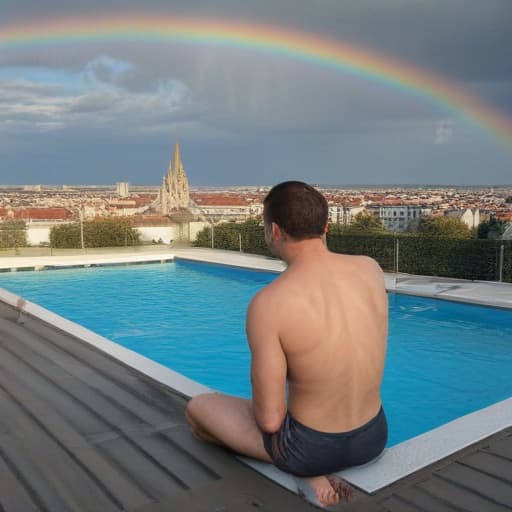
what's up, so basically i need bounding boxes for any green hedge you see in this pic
[193,220,271,256]
[328,234,511,282]
[0,220,27,249]
[194,222,512,282]
[396,237,508,281]
[326,234,395,271]
[50,217,141,248]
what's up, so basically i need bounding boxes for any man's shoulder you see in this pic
[358,255,383,272]
[251,275,284,301]
[335,253,382,273]
[247,274,290,316]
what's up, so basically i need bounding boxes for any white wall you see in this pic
[459,209,481,229]
[136,226,177,244]
[474,209,480,227]
[27,226,51,245]
[189,221,210,242]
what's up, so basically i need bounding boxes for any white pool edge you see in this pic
[0,285,214,399]
[0,251,511,495]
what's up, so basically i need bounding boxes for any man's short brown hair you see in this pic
[263,181,328,240]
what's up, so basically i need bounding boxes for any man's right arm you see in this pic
[246,290,287,433]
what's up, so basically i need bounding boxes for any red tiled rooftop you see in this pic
[190,193,261,207]
[0,207,73,221]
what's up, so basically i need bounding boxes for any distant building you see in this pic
[160,140,190,215]
[0,207,75,247]
[116,182,130,197]
[379,205,431,231]
[190,193,263,222]
[108,195,155,217]
[445,208,480,229]
[23,185,42,192]
[328,205,365,225]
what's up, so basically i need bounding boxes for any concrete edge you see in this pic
[390,288,512,310]
[171,249,287,273]
[339,396,512,492]
[0,252,175,271]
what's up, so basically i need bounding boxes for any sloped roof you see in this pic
[0,207,73,220]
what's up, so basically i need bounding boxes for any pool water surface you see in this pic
[1,259,511,447]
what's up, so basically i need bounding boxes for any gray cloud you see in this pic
[0,50,440,139]
[0,0,511,185]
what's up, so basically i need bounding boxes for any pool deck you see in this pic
[1,247,512,511]
[0,298,316,512]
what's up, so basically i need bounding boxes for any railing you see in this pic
[194,224,512,283]
[326,234,511,283]
[2,223,511,283]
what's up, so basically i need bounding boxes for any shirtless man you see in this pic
[185,181,388,507]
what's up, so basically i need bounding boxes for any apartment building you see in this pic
[379,205,432,231]
[328,205,365,225]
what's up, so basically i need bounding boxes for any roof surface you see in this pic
[0,207,73,220]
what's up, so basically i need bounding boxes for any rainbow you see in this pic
[1,14,512,147]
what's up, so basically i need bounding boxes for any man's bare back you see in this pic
[251,250,387,434]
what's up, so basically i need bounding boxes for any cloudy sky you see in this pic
[1,0,511,186]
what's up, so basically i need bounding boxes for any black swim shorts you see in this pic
[262,407,387,477]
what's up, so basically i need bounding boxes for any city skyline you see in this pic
[1,1,511,186]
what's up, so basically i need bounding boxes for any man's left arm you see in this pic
[246,292,287,433]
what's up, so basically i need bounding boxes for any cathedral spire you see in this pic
[172,138,182,175]
[160,138,190,214]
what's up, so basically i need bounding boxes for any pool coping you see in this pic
[0,248,511,495]
[0,252,175,271]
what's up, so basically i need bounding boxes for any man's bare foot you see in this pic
[296,475,355,508]
[307,476,340,506]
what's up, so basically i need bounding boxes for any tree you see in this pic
[0,220,27,249]
[405,218,421,233]
[488,217,507,239]
[477,220,490,239]
[417,216,471,239]
[345,212,388,234]
[50,223,80,248]
[477,215,506,240]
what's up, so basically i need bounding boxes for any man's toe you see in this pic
[327,475,355,503]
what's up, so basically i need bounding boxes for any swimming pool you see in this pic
[1,259,511,447]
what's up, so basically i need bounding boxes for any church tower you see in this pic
[160,139,190,214]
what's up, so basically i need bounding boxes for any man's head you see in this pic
[263,181,328,248]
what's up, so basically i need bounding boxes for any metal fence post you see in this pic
[211,223,214,249]
[499,244,504,282]
[79,208,85,251]
[239,232,242,252]
[395,238,400,273]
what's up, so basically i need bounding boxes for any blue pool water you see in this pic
[1,259,512,447]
